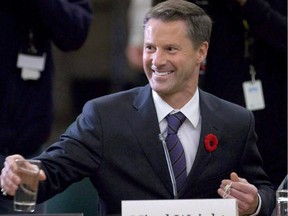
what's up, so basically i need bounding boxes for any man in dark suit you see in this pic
[153,0,287,189]
[0,1,275,215]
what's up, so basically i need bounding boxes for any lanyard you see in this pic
[243,19,257,82]
[27,29,38,54]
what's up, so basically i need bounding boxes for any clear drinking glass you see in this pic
[276,189,288,216]
[13,159,41,212]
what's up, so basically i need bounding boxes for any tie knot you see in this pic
[166,112,186,134]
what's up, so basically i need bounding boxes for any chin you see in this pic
[150,84,169,95]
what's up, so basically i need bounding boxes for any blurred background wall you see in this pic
[46,0,131,141]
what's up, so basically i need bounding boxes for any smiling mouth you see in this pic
[153,71,174,76]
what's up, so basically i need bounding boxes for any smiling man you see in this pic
[0,1,275,215]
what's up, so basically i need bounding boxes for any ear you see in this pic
[196,42,209,63]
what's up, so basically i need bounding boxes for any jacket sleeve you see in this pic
[239,111,276,215]
[35,99,103,202]
[30,0,94,51]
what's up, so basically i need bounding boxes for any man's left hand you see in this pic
[218,172,259,216]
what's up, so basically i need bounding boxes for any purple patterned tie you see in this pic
[165,112,187,192]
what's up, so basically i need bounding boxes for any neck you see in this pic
[160,88,197,109]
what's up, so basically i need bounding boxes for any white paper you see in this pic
[122,199,238,216]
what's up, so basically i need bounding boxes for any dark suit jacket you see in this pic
[36,85,275,215]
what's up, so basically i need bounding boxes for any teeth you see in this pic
[154,71,172,76]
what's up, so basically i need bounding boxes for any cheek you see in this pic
[142,56,150,76]
[142,54,150,67]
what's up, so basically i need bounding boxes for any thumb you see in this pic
[39,170,46,181]
[230,172,240,181]
[230,172,248,183]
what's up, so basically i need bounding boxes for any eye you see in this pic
[167,46,177,53]
[144,45,156,53]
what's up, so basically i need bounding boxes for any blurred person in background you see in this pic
[126,0,150,71]
[0,0,93,213]
[232,0,287,192]
[124,0,150,89]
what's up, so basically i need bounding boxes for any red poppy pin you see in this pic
[204,133,218,153]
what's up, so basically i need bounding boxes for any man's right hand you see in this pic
[0,154,46,196]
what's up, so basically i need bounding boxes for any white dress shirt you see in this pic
[152,88,201,174]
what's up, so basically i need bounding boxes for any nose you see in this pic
[152,50,167,67]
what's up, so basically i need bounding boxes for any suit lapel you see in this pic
[127,85,174,196]
[182,90,224,195]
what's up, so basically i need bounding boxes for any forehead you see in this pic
[144,19,189,42]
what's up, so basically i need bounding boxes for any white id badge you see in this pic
[242,80,265,111]
[17,53,46,71]
[17,53,46,80]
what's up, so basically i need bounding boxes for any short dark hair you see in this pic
[144,0,212,48]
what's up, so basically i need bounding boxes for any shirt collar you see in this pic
[152,88,200,128]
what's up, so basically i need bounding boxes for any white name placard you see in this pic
[122,199,238,216]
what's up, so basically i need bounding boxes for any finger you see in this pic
[5,155,24,172]
[218,181,234,199]
[219,180,246,199]
[231,172,248,183]
[223,182,232,198]
[1,167,20,196]
[217,186,233,199]
[220,179,233,190]
[6,154,25,163]
[0,155,24,196]
[227,181,253,195]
